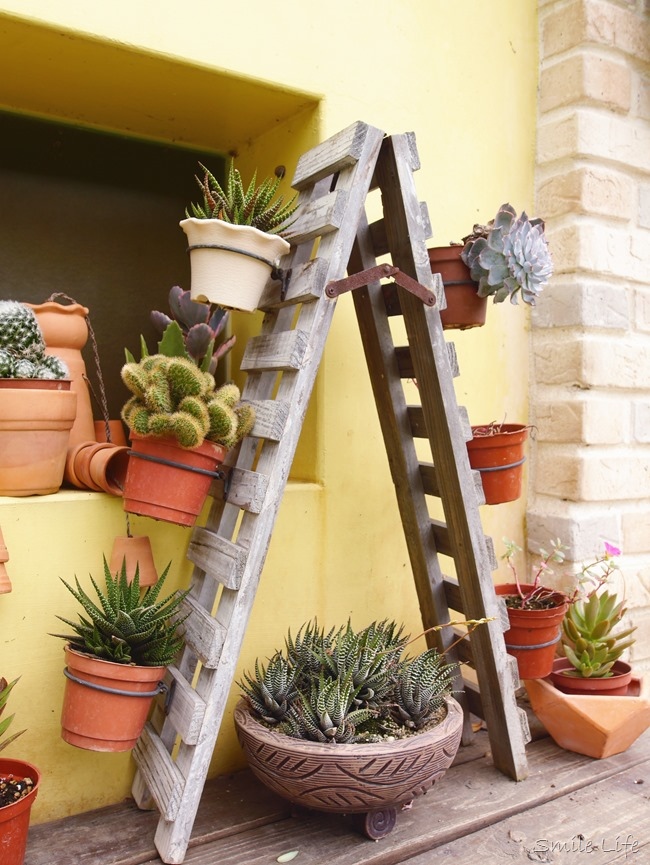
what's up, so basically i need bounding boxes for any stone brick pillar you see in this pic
[530,0,650,670]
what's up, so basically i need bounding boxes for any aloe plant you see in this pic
[0,677,24,752]
[52,557,190,666]
[561,589,636,678]
[187,160,298,235]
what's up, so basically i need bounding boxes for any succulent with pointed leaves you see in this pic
[561,589,636,678]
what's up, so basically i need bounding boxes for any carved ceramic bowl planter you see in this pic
[234,696,463,839]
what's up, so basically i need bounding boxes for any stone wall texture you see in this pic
[530,0,650,670]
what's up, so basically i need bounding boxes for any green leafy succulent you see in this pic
[561,589,636,678]
[186,160,298,235]
[0,677,25,752]
[52,557,190,667]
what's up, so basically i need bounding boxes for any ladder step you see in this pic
[259,257,330,310]
[163,665,207,745]
[286,189,348,245]
[291,120,375,189]
[187,529,248,590]
[181,594,227,668]
[246,399,290,442]
[240,330,310,372]
[223,467,268,513]
[396,342,459,380]
[132,723,185,821]
[367,204,432,260]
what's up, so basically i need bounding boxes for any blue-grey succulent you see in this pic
[461,203,553,306]
[0,300,69,379]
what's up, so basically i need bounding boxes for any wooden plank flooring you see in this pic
[26,727,650,865]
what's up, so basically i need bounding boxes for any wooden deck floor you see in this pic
[25,724,650,865]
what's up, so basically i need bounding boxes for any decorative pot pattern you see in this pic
[495,583,568,680]
[180,218,290,311]
[234,697,463,817]
[428,246,486,330]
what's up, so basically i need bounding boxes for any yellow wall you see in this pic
[0,0,539,823]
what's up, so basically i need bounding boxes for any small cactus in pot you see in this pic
[0,301,68,379]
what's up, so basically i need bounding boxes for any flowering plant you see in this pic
[500,538,621,611]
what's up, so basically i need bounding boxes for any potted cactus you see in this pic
[428,203,553,329]
[524,545,650,758]
[0,300,77,496]
[52,557,189,752]
[0,677,41,865]
[120,354,255,526]
[234,619,464,840]
[180,159,298,312]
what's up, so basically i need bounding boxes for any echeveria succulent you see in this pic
[461,203,553,306]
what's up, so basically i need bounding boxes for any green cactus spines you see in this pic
[177,396,210,433]
[121,363,149,399]
[171,413,204,449]
[0,348,13,377]
[216,382,241,408]
[38,354,69,379]
[167,358,206,403]
[235,403,256,441]
[0,301,70,380]
[206,400,238,445]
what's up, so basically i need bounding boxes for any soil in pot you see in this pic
[0,759,41,865]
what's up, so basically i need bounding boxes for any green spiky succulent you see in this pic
[561,590,636,678]
[0,677,25,752]
[460,203,553,306]
[52,557,189,667]
[186,160,298,235]
[0,300,69,379]
[240,619,458,744]
[121,354,255,449]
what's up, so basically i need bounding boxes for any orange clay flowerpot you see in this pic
[495,584,568,680]
[61,646,167,752]
[123,434,228,527]
[109,535,158,587]
[466,424,529,505]
[0,380,77,496]
[0,526,10,594]
[428,246,487,330]
[525,659,650,759]
[0,758,41,865]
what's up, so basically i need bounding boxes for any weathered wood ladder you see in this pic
[131,121,529,864]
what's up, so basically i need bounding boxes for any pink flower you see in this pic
[604,542,621,558]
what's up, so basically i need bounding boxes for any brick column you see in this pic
[530,0,650,670]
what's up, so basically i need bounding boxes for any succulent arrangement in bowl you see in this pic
[120,355,255,450]
[239,618,458,743]
[460,203,553,306]
[0,300,68,379]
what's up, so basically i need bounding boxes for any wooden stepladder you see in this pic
[131,122,529,864]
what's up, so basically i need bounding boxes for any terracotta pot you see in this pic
[0,381,77,496]
[428,246,486,330]
[123,434,228,527]
[466,424,528,505]
[94,419,128,447]
[495,584,568,680]
[234,697,463,834]
[61,645,166,752]
[0,526,11,594]
[550,658,633,697]
[525,659,650,759]
[109,535,158,587]
[180,218,290,311]
[27,302,97,483]
[0,758,41,865]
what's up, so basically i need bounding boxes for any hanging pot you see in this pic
[109,535,159,587]
[180,218,290,311]
[550,658,633,697]
[123,434,228,527]
[0,380,77,496]
[94,419,128,447]
[0,758,41,865]
[495,583,568,679]
[466,424,528,505]
[428,246,486,330]
[525,659,650,759]
[61,645,166,752]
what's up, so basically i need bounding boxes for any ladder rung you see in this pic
[450,630,473,665]
[395,341,458,380]
[442,575,464,614]
[430,519,452,556]
[519,707,532,744]
[458,405,473,440]
[446,341,460,377]
[285,189,347,245]
[367,202,432,260]
[181,595,227,668]
[187,529,248,590]
[163,665,207,745]
[291,120,373,190]
[246,400,290,442]
[223,467,268,514]
[259,257,330,310]
[132,723,185,821]
[462,680,483,719]
[240,330,309,372]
